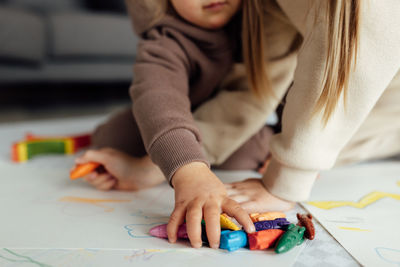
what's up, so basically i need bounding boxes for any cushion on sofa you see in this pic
[84,0,126,14]
[0,7,45,64]
[49,13,138,59]
[6,0,84,13]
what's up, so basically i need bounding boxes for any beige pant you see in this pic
[336,69,400,165]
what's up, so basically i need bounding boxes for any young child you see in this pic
[76,0,400,249]
[77,0,277,250]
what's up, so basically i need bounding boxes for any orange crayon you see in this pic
[250,212,286,223]
[70,162,101,180]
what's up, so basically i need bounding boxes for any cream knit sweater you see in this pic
[194,0,400,201]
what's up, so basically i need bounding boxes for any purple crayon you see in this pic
[149,223,188,239]
[254,218,290,231]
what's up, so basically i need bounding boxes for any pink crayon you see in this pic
[149,223,188,239]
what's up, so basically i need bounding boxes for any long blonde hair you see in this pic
[142,0,361,124]
[315,0,361,124]
[243,0,361,124]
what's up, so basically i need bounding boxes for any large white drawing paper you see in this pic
[0,161,305,266]
[302,161,400,267]
[0,115,307,266]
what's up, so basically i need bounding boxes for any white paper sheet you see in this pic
[0,156,305,266]
[302,161,400,267]
[0,115,309,266]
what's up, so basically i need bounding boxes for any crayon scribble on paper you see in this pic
[59,196,131,212]
[307,191,400,210]
[0,248,53,267]
[375,247,400,265]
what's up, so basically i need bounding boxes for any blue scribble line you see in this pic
[375,247,400,266]
[125,222,167,238]
[0,248,53,267]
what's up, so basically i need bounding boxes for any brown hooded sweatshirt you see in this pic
[126,2,238,181]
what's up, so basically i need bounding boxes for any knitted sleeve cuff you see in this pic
[261,158,318,202]
[148,128,210,184]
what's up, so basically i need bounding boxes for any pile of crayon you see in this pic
[149,212,315,253]
[12,132,91,162]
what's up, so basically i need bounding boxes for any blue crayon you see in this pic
[219,230,248,252]
[254,218,291,231]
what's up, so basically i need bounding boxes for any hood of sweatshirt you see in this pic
[125,0,240,53]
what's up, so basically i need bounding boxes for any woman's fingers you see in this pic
[185,199,204,248]
[237,201,259,214]
[228,194,250,203]
[224,183,233,189]
[222,198,255,233]
[203,200,222,249]
[167,202,186,243]
[225,188,240,196]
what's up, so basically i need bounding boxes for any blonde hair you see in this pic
[242,0,269,98]
[243,0,361,124]
[142,0,361,124]
[315,0,361,124]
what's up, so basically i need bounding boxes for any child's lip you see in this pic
[203,1,227,9]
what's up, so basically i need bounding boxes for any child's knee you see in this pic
[91,108,147,157]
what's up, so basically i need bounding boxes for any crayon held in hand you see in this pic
[70,162,101,180]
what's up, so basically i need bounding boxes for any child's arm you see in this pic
[125,1,255,247]
[262,0,400,202]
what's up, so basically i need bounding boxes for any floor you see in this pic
[0,96,360,266]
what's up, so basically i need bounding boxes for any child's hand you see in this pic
[168,162,255,249]
[75,148,165,191]
[225,178,294,213]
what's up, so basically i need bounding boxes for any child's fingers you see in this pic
[80,150,110,165]
[89,174,112,187]
[167,202,186,243]
[83,172,98,182]
[76,148,120,166]
[222,198,255,233]
[74,156,88,164]
[203,201,221,249]
[185,200,204,248]
[96,178,117,191]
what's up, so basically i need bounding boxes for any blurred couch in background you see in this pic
[0,0,138,87]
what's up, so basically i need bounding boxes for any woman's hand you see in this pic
[168,162,255,249]
[225,178,295,213]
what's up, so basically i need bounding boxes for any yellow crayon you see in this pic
[220,214,240,231]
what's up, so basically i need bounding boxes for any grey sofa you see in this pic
[0,0,138,86]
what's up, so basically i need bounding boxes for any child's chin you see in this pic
[203,17,231,30]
